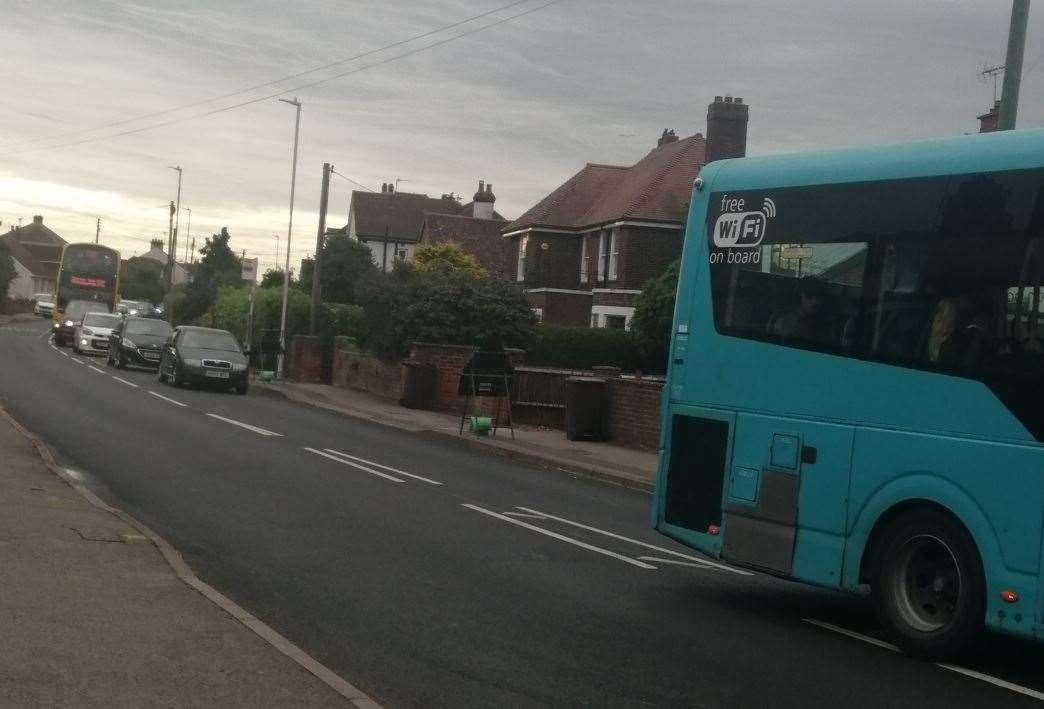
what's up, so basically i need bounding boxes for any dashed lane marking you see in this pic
[112,376,139,388]
[637,556,715,569]
[462,503,657,570]
[502,512,548,520]
[148,391,187,407]
[88,365,104,374]
[304,448,404,483]
[515,506,753,576]
[206,413,282,437]
[802,618,1044,702]
[70,357,84,364]
[322,448,442,485]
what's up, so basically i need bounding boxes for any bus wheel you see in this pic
[872,509,985,659]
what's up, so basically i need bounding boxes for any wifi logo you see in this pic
[762,198,777,219]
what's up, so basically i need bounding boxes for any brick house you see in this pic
[1,215,65,299]
[503,95,750,327]
[419,181,511,279]
[344,182,504,272]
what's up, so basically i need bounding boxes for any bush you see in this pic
[631,260,679,374]
[526,325,650,372]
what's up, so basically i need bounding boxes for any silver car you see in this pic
[73,311,121,356]
[33,293,54,318]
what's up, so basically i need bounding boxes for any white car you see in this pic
[33,293,54,318]
[73,311,122,356]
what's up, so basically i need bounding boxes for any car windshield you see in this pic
[125,319,172,337]
[180,330,240,351]
[35,293,53,302]
[83,313,120,328]
[65,300,108,320]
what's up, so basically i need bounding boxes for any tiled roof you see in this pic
[421,213,511,280]
[350,191,466,243]
[0,233,59,279]
[504,134,706,232]
[6,221,66,247]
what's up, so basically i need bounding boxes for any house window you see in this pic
[395,245,409,262]
[579,237,588,283]
[605,315,627,330]
[598,228,618,282]
[517,235,528,282]
[590,313,600,328]
[532,307,543,322]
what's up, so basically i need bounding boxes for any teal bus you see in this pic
[652,127,1044,658]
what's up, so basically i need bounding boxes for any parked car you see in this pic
[107,316,172,370]
[32,293,55,318]
[73,311,121,356]
[158,326,248,394]
[116,299,148,317]
[55,299,109,347]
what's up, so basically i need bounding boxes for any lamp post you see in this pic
[276,97,302,379]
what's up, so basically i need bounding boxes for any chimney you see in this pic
[32,215,43,225]
[705,94,749,164]
[472,179,496,219]
[657,129,679,147]
[381,183,388,193]
[978,99,1001,133]
[150,238,164,251]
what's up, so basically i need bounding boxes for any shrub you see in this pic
[526,325,648,372]
[630,260,679,374]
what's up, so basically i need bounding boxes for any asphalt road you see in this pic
[2,318,1043,708]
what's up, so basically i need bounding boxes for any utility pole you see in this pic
[181,207,192,263]
[189,235,196,264]
[998,0,1030,130]
[168,166,183,284]
[95,218,100,244]
[310,162,332,335]
[166,200,175,286]
[276,97,302,379]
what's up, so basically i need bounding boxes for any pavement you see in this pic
[0,403,367,708]
[3,317,1044,708]
[252,379,658,491]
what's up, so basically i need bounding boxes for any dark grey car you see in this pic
[158,326,249,394]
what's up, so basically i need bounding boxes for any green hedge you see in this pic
[525,325,663,373]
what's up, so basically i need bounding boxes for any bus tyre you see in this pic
[871,509,985,659]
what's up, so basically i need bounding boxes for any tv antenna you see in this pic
[980,63,1005,102]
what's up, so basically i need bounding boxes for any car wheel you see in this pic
[170,363,183,387]
[871,508,985,659]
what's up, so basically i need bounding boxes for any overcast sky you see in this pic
[2,0,1042,275]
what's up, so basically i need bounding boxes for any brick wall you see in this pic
[528,290,591,326]
[606,375,665,450]
[289,335,322,383]
[615,225,683,290]
[520,231,584,289]
[409,343,525,424]
[330,337,403,400]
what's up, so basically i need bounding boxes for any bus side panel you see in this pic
[845,427,1043,638]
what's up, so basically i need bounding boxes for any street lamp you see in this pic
[168,165,182,286]
[276,97,302,379]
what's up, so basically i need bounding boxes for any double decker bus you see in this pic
[53,243,120,340]
[653,127,1044,658]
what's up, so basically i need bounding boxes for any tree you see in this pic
[413,243,486,279]
[120,256,167,304]
[630,260,680,373]
[260,268,285,289]
[0,242,16,301]
[177,227,241,324]
[298,234,375,304]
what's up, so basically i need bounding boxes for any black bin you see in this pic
[400,361,437,409]
[564,376,607,441]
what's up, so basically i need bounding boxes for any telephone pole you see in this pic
[998,0,1030,130]
[166,200,175,286]
[95,218,100,244]
[310,162,332,335]
[181,207,192,263]
[168,166,183,284]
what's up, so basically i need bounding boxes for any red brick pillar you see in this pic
[289,335,322,383]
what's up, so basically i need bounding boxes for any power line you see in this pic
[330,169,375,192]
[2,0,554,154]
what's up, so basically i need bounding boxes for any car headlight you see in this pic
[64,319,74,327]
[122,338,136,348]
[80,338,88,346]
[53,322,60,329]
[129,309,138,315]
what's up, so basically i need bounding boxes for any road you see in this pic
[1,318,1043,708]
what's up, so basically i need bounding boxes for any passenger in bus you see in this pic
[928,296,990,372]
[768,276,835,342]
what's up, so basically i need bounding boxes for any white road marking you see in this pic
[111,376,139,388]
[305,448,404,483]
[88,365,104,374]
[147,391,187,407]
[58,350,69,357]
[323,449,442,485]
[515,506,753,576]
[637,556,715,569]
[49,344,59,352]
[462,503,657,570]
[503,512,548,520]
[206,413,282,437]
[802,618,1044,702]
[71,357,84,364]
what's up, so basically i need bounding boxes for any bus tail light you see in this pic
[1001,590,1018,603]
[708,525,720,536]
